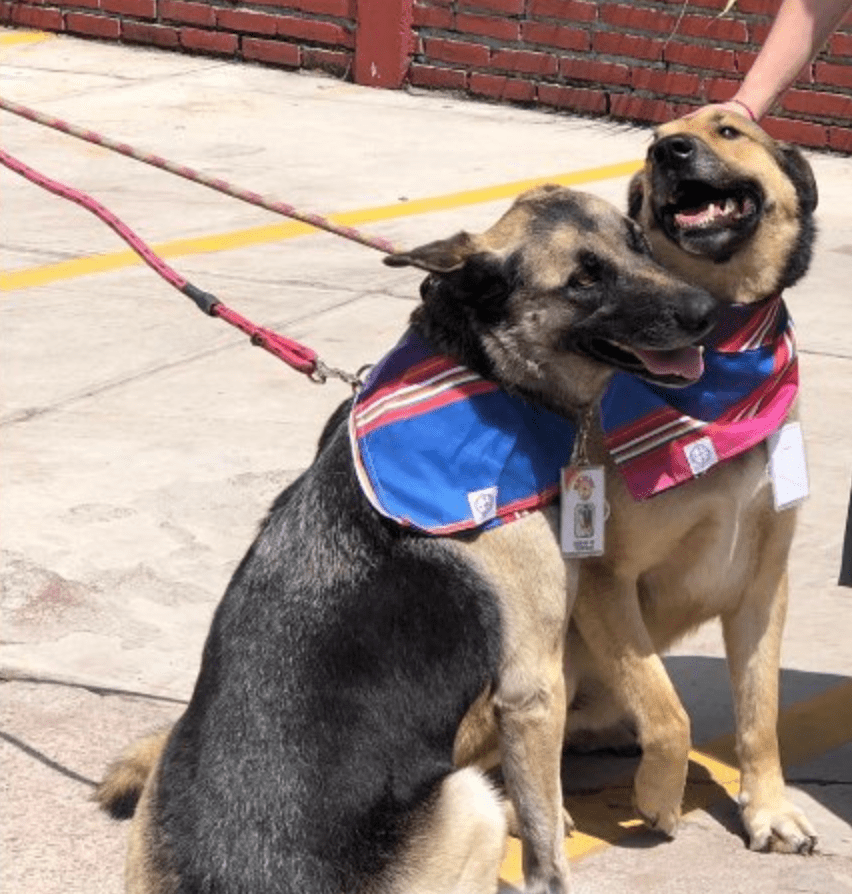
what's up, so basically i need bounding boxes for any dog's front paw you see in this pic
[634,798,680,839]
[633,751,688,838]
[740,793,817,854]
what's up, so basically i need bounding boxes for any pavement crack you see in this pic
[0,729,98,788]
[1,242,86,263]
[1,671,188,705]
[798,347,852,361]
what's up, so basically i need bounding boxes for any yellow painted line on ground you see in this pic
[500,678,852,884]
[0,31,52,48]
[0,159,642,292]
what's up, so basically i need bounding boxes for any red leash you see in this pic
[0,96,400,257]
[0,146,364,387]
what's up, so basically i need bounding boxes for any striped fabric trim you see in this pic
[355,367,498,436]
[356,355,469,417]
[401,486,561,536]
[349,408,392,521]
[608,413,704,465]
[711,294,781,351]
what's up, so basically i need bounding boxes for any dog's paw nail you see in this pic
[637,809,674,838]
[748,833,771,853]
[799,835,817,855]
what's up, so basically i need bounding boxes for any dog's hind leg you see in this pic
[385,768,507,894]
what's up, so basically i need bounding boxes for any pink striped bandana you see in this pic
[602,294,797,499]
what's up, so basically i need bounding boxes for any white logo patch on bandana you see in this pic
[684,436,719,477]
[467,486,499,525]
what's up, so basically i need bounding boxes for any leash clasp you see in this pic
[310,360,372,392]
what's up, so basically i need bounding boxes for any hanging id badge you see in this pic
[767,421,809,511]
[561,407,606,558]
[561,465,606,557]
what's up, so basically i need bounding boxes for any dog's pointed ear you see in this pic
[627,172,645,221]
[383,232,479,272]
[777,143,818,215]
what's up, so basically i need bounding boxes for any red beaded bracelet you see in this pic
[730,98,757,122]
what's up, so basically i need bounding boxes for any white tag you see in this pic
[684,436,719,477]
[561,466,606,558]
[767,422,809,511]
[467,486,498,525]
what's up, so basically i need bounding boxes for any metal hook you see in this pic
[310,360,373,392]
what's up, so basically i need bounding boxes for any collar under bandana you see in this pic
[350,296,797,535]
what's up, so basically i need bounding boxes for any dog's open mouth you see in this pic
[582,338,704,386]
[659,180,762,260]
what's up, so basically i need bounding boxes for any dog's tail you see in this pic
[93,729,169,820]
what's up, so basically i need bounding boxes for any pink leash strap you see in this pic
[0,96,400,257]
[211,302,316,375]
[0,146,361,385]
[0,147,187,292]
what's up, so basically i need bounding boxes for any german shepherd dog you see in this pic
[564,108,819,853]
[95,185,716,894]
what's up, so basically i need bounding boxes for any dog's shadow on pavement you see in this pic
[560,655,852,846]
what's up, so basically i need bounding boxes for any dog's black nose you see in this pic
[675,289,717,336]
[653,135,696,167]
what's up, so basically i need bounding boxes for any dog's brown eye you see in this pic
[569,254,603,288]
[569,271,596,288]
[719,125,740,139]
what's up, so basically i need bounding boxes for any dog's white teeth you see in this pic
[709,198,740,221]
[675,197,741,229]
[676,207,711,228]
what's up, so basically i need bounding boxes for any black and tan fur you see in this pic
[95,185,716,894]
[564,108,819,853]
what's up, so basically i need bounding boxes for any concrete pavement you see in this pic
[1,28,851,894]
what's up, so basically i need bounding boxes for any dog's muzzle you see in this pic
[650,135,763,261]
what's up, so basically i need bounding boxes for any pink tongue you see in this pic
[632,346,704,381]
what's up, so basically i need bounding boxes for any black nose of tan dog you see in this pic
[653,135,695,167]
[676,289,717,337]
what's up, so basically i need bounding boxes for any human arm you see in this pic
[721,0,852,120]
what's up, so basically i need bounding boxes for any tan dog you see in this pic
[565,108,819,854]
[95,186,717,894]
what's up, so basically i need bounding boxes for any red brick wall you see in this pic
[3,0,851,151]
[411,0,852,152]
[1,0,357,77]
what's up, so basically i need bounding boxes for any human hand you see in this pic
[684,98,757,122]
